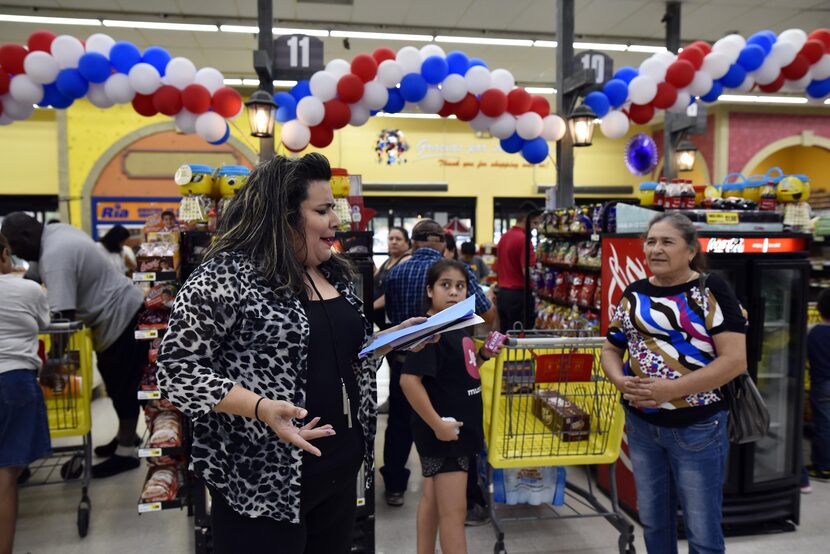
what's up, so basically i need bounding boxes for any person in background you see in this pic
[0,232,51,554]
[807,288,830,481]
[443,232,459,260]
[383,219,495,522]
[495,203,539,333]
[601,212,747,554]
[373,226,412,331]
[460,242,490,283]
[161,210,178,231]
[1,214,147,479]
[96,225,137,276]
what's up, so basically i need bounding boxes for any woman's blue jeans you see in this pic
[811,380,830,470]
[625,410,729,554]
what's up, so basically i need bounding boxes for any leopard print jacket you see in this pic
[156,251,380,523]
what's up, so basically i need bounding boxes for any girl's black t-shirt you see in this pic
[402,329,484,457]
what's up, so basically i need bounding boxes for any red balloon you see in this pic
[800,40,825,65]
[0,68,9,96]
[309,124,334,148]
[653,82,678,109]
[182,84,211,114]
[152,85,183,116]
[455,93,479,121]
[372,47,396,65]
[132,94,158,117]
[0,44,27,75]
[529,96,550,118]
[437,102,455,118]
[758,74,785,93]
[507,88,532,115]
[628,103,655,125]
[678,47,704,70]
[666,59,695,88]
[781,54,809,80]
[689,41,712,56]
[479,88,508,117]
[27,30,56,53]
[351,54,378,83]
[336,74,364,104]
[0,98,3,118]
[212,87,242,118]
[808,29,830,52]
[323,99,351,129]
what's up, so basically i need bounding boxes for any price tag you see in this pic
[135,329,159,340]
[133,272,157,282]
[356,498,366,507]
[705,212,739,225]
[590,233,600,242]
[138,502,162,513]
[139,448,163,458]
[138,390,161,400]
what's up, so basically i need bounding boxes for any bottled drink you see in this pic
[681,180,696,209]
[666,179,682,209]
[654,177,667,209]
[759,181,777,211]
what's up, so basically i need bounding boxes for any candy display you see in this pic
[136,241,179,273]
[137,308,170,330]
[533,390,590,442]
[148,411,182,449]
[140,466,179,503]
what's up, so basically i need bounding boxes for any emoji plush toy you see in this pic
[175,164,216,224]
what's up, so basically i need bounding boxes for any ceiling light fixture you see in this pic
[574,41,628,52]
[719,94,808,104]
[533,40,558,48]
[525,87,557,94]
[330,30,433,42]
[376,112,456,119]
[434,35,534,47]
[0,14,101,26]
[102,19,218,32]
[626,44,667,53]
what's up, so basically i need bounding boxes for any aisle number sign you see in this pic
[274,35,324,80]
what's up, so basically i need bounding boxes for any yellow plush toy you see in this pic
[175,164,216,224]
[216,165,251,198]
[777,175,812,230]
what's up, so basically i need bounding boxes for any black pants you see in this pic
[380,352,412,493]
[497,288,532,334]
[96,309,148,420]
[210,468,358,554]
[467,453,487,508]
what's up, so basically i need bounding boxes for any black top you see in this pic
[301,295,365,476]
[402,329,484,457]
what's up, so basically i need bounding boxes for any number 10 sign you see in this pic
[274,35,324,80]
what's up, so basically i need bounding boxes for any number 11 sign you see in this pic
[274,34,324,80]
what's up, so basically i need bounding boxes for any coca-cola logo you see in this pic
[605,242,648,323]
[705,237,745,253]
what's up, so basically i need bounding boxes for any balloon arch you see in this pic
[1,27,829,164]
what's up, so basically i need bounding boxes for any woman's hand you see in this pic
[433,418,463,442]
[259,400,334,457]
[374,317,440,357]
[622,377,680,408]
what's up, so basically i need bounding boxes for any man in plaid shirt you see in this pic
[380,219,495,512]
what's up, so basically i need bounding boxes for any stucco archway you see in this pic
[739,131,830,178]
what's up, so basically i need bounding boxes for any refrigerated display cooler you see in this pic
[597,232,810,535]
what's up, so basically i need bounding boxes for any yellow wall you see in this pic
[0,109,58,195]
[748,145,830,189]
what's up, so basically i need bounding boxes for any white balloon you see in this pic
[23,51,60,85]
[418,86,444,113]
[628,75,657,104]
[51,35,85,69]
[469,112,493,132]
[325,58,351,80]
[778,29,808,50]
[489,113,517,139]
[713,34,745,64]
[309,71,337,102]
[419,44,446,60]
[440,74,467,103]
[296,96,325,126]
[541,114,566,141]
[599,110,629,139]
[128,62,162,95]
[654,50,678,65]
[85,33,115,56]
[376,60,404,88]
[175,109,198,133]
[789,70,813,90]
[735,75,756,93]
[701,52,730,80]
[639,57,668,82]
[281,119,311,151]
[465,65,491,95]
[0,113,12,126]
[813,54,830,81]
[668,91,692,113]
[165,57,197,89]
[87,83,113,108]
[195,112,227,142]
[349,103,371,126]
[489,69,515,93]
[768,41,798,68]
[0,94,34,120]
[687,70,714,96]
[193,67,224,95]
[362,81,389,110]
[516,111,543,140]
[9,74,44,104]
[753,56,782,85]
[396,46,423,74]
[104,73,135,104]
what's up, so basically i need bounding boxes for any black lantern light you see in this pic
[676,139,698,172]
[245,90,277,138]
[568,104,596,147]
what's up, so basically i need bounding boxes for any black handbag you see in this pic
[699,273,770,444]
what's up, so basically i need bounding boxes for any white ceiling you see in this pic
[0,0,828,87]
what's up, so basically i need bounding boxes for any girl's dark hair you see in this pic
[100,225,130,253]
[644,212,707,272]
[204,153,352,293]
[0,232,8,254]
[818,289,830,320]
[389,226,410,245]
[444,232,458,260]
[423,258,470,312]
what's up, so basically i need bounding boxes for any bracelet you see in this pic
[478,347,491,361]
[254,397,265,422]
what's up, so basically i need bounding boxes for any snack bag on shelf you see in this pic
[578,275,597,307]
[140,466,179,503]
[137,308,171,330]
[568,273,584,304]
[544,268,556,297]
[563,244,578,266]
[593,277,602,311]
[144,283,178,311]
[136,241,180,273]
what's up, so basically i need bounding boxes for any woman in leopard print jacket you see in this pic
[157,153,427,553]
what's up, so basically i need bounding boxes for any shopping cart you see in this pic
[480,331,635,554]
[20,321,94,537]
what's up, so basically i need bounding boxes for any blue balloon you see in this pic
[614,66,639,84]
[208,123,230,145]
[276,105,296,123]
[721,64,747,88]
[421,55,449,85]
[759,30,778,46]
[400,73,428,102]
[499,132,525,154]
[39,83,72,109]
[77,52,111,84]
[384,88,405,113]
[446,51,469,75]
[55,68,89,100]
[468,58,488,70]
[290,80,311,102]
[806,77,830,99]
[521,137,549,164]
[603,79,629,108]
[746,33,773,55]
[583,91,611,118]
[737,44,766,72]
[273,92,296,109]
[109,41,141,74]
[142,46,172,76]
[700,80,723,103]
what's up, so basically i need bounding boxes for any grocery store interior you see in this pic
[2,0,830,553]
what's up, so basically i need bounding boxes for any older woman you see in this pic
[157,153,427,553]
[600,212,747,554]
[373,226,411,330]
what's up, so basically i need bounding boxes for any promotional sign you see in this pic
[91,197,180,239]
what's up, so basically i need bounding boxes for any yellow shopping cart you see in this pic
[480,331,635,554]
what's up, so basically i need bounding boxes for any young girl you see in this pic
[400,259,503,554]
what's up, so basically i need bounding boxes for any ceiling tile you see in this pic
[778,9,830,31]
[455,0,536,33]
[137,29,204,49]
[113,0,179,13]
[351,0,414,26]
[295,3,354,23]
[573,0,650,36]
[194,31,256,50]
[712,7,797,36]
[176,0,240,18]
[503,0,558,35]
[404,0,472,28]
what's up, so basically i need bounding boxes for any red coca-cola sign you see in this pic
[600,237,649,334]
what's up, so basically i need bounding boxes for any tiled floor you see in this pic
[12,395,830,554]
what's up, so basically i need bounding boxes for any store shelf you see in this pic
[138,388,161,400]
[541,232,599,241]
[540,261,602,273]
[133,271,178,282]
[137,490,187,513]
[135,328,166,340]
[538,295,600,314]
[138,445,184,458]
